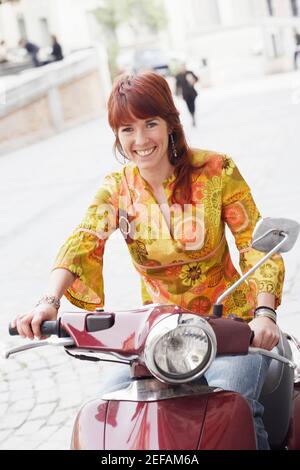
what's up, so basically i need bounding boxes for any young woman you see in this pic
[11,72,284,449]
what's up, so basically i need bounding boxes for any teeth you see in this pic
[135,147,155,157]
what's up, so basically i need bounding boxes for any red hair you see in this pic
[107,72,198,205]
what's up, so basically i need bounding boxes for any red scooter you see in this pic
[6,218,300,450]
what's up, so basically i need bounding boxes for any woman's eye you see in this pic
[121,127,133,133]
[147,122,157,128]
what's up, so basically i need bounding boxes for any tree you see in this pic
[92,0,167,78]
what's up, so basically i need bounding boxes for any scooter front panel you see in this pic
[199,391,256,450]
[71,399,108,450]
[104,395,209,450]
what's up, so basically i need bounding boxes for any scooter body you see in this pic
[71,386,256,450]
[6,217,300,450]
[52,304,299,450]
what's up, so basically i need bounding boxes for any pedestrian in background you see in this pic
[175,63,199,127]
[19,38,41,67]
[41,35,64,66]
[294,29,300,70]
[50,35,64,62]
[0,40,8,64]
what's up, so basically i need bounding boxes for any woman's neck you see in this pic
[139,161,174,192]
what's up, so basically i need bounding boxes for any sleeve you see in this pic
[52,173,120,311]
[189,71,199,83]
[141,277,154,305]
[221,156,285,309]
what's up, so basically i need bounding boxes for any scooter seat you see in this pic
[259,332,294,448]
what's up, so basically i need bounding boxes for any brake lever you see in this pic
[3,338,74,359]
[248,347,296,369]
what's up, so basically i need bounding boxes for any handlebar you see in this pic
[6,313,297,370]
[8,319,70,338]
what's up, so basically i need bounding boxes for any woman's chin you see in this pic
[136,159,156,170]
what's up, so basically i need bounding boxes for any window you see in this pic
[39,18,51,46]
[17,15,27,40]
[266,0,274,16]
[291,0,299,16]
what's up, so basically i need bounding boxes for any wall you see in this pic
[0,48,111,155]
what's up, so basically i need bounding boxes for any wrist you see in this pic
[254,306,277,324]
[35,295,60,310]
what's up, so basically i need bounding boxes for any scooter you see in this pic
[5,218,300,450]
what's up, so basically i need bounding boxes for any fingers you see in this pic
[11,305,58,340]
[269,332,280,350]
[31,313,44,339]
[251,329,280,350]
[12,311,43,340]
[249,317,280,351]
[15,313,34,339]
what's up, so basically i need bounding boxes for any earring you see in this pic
[116,144,128,165]
[120,150,128,165]
[170,133,178,159]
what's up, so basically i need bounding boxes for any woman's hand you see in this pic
[10,304,58,340]
[248,316,280,351]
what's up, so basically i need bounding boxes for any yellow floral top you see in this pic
[53,149,284,321]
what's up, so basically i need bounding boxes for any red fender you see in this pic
[71,391,256,450]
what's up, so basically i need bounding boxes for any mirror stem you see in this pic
[213,231,288,316]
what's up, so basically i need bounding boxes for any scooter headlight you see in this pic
[144,313,217,384]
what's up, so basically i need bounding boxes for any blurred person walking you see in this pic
[41,35,64,66]
[50,35,64,62]
[175,63,199,127]
[0,40,8,64]
[19,39,41,67]
[294,29,300,70]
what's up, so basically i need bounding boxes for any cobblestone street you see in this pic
[1,71,300,449]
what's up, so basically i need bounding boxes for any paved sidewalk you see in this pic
[1,71,300,449]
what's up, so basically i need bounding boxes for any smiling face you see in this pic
[117,116,171,173]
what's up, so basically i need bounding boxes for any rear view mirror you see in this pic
[252,218,300,253]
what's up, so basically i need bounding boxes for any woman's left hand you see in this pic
[248,316,280,351]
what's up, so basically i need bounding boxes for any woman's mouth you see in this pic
[134,147,156,158]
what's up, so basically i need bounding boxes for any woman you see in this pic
[175,63,199,127]
[11,72,284,449]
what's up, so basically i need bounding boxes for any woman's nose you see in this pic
[134,129,148,146]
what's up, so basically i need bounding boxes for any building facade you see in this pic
[0,1,112,153]
[0,0,101,53]
[164,0,300,83]
[1,0,300,85]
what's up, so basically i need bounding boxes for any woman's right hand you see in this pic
[10,304,58,340]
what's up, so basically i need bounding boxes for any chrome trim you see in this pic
[248,347,296,369]
[4,338,75,359]
[101,378,221,402]
[285,333,300,383]
[286,333,300,352]
[144,314,217,384]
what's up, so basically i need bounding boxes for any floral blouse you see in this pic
[53,149,284,321]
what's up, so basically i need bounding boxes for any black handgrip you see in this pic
[8,325,19,336]
[212,304,223,318]
[9,320,69,338]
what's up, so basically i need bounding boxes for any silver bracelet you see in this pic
[254,308,277,324]
[255,305,277,316]
[35,295,60,310]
